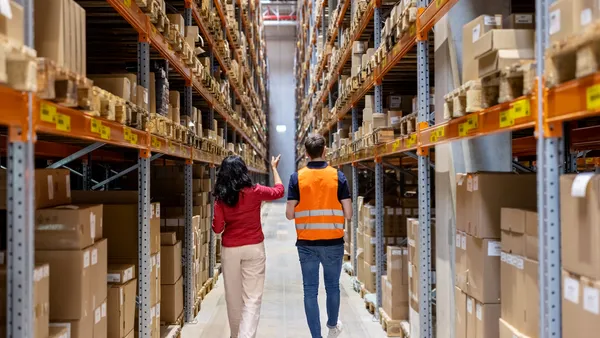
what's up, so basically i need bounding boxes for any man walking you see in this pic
[286,133,353,338]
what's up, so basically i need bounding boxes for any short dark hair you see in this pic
[305,133,326,159]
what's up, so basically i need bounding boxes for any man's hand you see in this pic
[271,154,281,169]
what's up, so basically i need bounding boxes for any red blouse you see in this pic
[212,183,285,247]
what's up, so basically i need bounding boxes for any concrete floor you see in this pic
[181,203,388,338]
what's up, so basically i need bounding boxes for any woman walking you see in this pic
[212,154,284,338]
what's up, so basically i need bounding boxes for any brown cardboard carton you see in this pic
[89,77,132,101]
[500,230,525,257]
[523,258,539,338]
[93,299,107,338]
[574,0,600,32]
[550,0,575,43]
[386,246,408,285]
[466,234,501,304]
[124,329,134,338]
[562,270,600,338]
[466,299,501,338]
[524,210,538,261]
[477,49,535,78]
[455,174,470,232]
[35,204,103,250]
[499,318,524,338]
[161,241,182,285]
[169,91,181,108]
[167,14,185,36]
[500,252,525,329]
[363,261,376,293]
[456,173,537,239]
[161,277,183,323]
[35,264,51,338]
[136,85,149,111]
[382,275,409,320]
[473,30,536,59]
[456,287,467,338]
[107,264,135,285]
[456,231,468,292]
[152,253,161,305]
[364,233,376,265]
[50,318,94,338]
[503,14,536,29]
[462,15,503,83]
[560,174,600,279]
[36,248,91,320]
[91,239,108,310]
[0,1,24,43]
[49,325,69,338]
[161,232,177,245]
[500,208,528,233]
[0,169,71,210]
[107,279,136,338]
[34,0,66,67]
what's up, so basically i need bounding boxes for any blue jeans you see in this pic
[297,244,344,338]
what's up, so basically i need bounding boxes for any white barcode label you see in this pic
[102,302,107,317]
[476,303,482,320]
[584,286,600,315]
[572,173,595,197]
[120,288,124,305]
[107,273,121,283]
[467,176,473,192]
[392,249,403,256]
[472,24,481,42]
[488,241,501,256]
[47,175,54,200]
[92,249,98,265]
[550,9,561,35]
[467,298,473,314]
[484,15,500,25]
[581,9,593,27]
[473,176,479,191]
[564,277,580,304]
[456,236,461,248]
[83,251,90,268]
[515,14,533,24]
[371,266,377,273]
[0,0,13,19]
[95,308,101,324]
[461,236,466,250]
[90,213,96,239]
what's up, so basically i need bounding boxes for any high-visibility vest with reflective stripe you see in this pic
[295,166,345,241]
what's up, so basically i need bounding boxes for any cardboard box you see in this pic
[525,210,538,261]
[386,246,408,285]
[50,318,94,338]
[549,0,575,43]
[477,49,535,77]
[466,298,500,338]
[500,208,531,257]
[373,113,388,129]
[161,241,182,285]
[169,91,180,108]
[503,13,536,29]
[363,261,376,293]
[90,77,132,101]
[499,318,524,338]
[136,85,149,111]
[466,234,501,304]
[574,0,600,32]
[562,269,600,338]
[35,204,103,250]
[108,279,136,338]
[167,14,185,36]
[456,173,537,239]
[161,276,183,323]
[560,174,600,279]
[0,1,24,43]
[523,258,539,338]
[107,264,135,284]
[473,29,535,59]
[36,248,91,320]
[49,326,69,338]
[91,239,108,310]
[455,287,467,338]
[500,252,525,328]
[382,275,409,320]
[93,300,107,338]
[455,231,468,292]
[0,169,71,210]
[462,15,503,82]
[161,232,177,245]
[388,110,403,126]
[364,233,376,265]
[71,191,161,258]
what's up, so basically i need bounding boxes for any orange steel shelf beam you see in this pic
[419,0,460,34]
[0,86,29,128]
[546,73,600,132]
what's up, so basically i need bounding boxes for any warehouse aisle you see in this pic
[182,203,388,338]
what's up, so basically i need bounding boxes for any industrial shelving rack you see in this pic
[295,0,600,336]
[2,0,269,336]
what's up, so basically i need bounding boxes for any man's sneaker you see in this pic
[327,321,343,338]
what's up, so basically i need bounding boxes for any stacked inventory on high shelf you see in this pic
[295,0,600,337]
[0,0,269,337]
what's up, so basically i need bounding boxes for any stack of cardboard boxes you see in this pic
[454,172,536,338]
[407,217,436,330]
[70,190,162,338]
[107,264,136,338]
[160,232,183,324]
[560,174,600,338]
[381,246,409,321]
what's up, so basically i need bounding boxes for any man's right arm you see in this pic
[286,172,299,220]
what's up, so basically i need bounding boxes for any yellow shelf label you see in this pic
[392,139,401,151]
[465,114,479,131]
[40,102,57,123]
[55,114,71,132]
[91,118,102,134]
[130,133,138,145]
[499,110,515,128]
[586,158,594,164]
[458,123,467,137]
[512,98,531,119]
[436,0,447,7]
[409,25,416,37]
[406,134,417,148]
[124,0,131,7]
[100,125,111,140]
[587,84,600,110]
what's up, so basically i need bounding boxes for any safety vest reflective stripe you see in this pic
[295,209,344,218]
[295,223,345,230]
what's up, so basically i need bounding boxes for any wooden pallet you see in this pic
[480,60,534,108]
[126,101,150,131]
[160,325,182,338]
[365,299,376,314]
[443,80,481,120]
[399,113,417,136]
[0,34,36,92]
[546,21,600,87]
[374,128,395,145]
[37,58,92,108]
[378,308,404,337]
[160,313,184,327]
[360,285,368,299]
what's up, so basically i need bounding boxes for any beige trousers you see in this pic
[222,242,266,338]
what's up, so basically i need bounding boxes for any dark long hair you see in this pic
[213,155,254,207]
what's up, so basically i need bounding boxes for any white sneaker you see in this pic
[327,321,343,338]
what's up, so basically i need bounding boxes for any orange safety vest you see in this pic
[295,166,345,241]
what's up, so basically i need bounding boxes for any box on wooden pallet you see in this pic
[503,13,536,29]
[89,76,132,101]
[562,269,600,338]
[35,204,103,250]
[161,241,182,285]
[161,277,183,323]
[465,297,500,338]
[108,278,136,338]
[0,169,71,210]
[549,0,575,44]
[462,15,503,83]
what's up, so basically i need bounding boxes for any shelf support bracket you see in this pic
[91,153,163,190]
[46,142,105,169]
